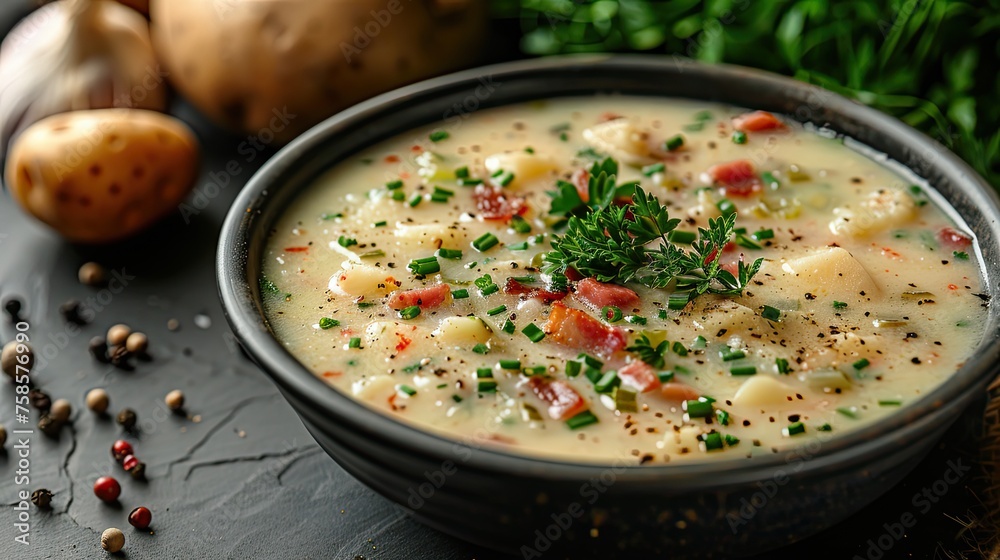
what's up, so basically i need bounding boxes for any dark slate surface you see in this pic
[0,3,989,559]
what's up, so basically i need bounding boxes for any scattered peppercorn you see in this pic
[2,340,33,378]
[0,424,6,447]
[3,298,23,322]
[93,476,121,502]
[128,506,152,530]
[58,299,87,325]
[111,439,133,462]
[78,262,107,287]
[117,408,137,431]
[167,318,180,331]
[109,345,131,368]
[107,324,132,347]
[125,332,148,354]
[165,389,185,411]
[29,389,52,412]
[86,388,110,414]
[122,454,139,472]
[49,398,71,423]
[128,460,146,481]
[89,336,109,363]
[38,415,60,437]
[31,488,53,509]
[101,527,124,553]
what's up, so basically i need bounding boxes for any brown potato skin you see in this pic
[5,109,199,244]
[150,0,489,144]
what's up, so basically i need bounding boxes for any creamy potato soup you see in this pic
[261,97,986,463]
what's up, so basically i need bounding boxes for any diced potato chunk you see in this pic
[581,118,653,165]
[776,247,879,301]
[352,374,397,403]
[393,222,466,252]
[484,151,557,188]
[330,264,401,297]
[732,376,799,407]
[829,188,916,237]
[685,300,767,339]
[434,316,492,346]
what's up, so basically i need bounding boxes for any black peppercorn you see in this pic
[31,489,53,509]
[89,336,109,363]
[117,408,137,431]
[58,299,87,325]
[28,389,51,412]
[3,298,22,322]
[109,345,131,368]
[38,414,60,437]
[128,460,146,481]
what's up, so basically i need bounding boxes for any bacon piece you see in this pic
[473,184,527,221]
[387,284,450,310]
[570,169,590,203]
[526,377,588,421]
[543,302,627,357]
[564,267,584,282]
[732,111,785,132]
[660,382,700,402]
[709,159,761,197]
[574,278,639,310]
[937,227,972,249]
[284,246,309,253]
[503,278,567,303]
[617,361,661,393]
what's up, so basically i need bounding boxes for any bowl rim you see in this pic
[218,54,1000,482]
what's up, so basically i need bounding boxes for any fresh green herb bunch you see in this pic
[492,0,1000,186]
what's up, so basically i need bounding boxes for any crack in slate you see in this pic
[182,446,315,481]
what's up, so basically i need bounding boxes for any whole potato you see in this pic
[151,0,488,144]
[4,109,199,243]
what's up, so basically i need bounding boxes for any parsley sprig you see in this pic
[626,334,668,368]
[548,157,639,217]
[543,184,763,297]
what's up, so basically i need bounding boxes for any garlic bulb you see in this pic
[0,0,166,161]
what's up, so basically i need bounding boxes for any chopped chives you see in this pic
[490,168,505,178]
[458,178,483,186]
[480,283,499,296]
[776,358,790,374]
[477,380,497,393]
[321,212,343,220]
[954,251,969,260]
[701,432,724,451]
[430,192,450,203]
[348,337,361,349]
[474,274,493,289]
[372,220,387,228]
[436,383,447,389]
[511,275,536,283]
[761,171,780,189]
[565,361,581,377]
[735,234,761,250]
[602,305,623,322]
[761,306,781,322]
[732,131,748,144]
[668,292,690,310]
[407,257,440,276]
[664,135,684,151]
[818,423,833,432]
[783,422,805,436]
[521,324,545,342]
[454,166,469,179]
[433,185,454,196]
[717,199,736,217]
[615,388,638,412]
[357,302,376,309]
[452,394,463,403]
[694,110,713,121]
[408,194,422,207]
[716,409,730,426]
[499,359,521,370]
[472,343,489,354]
[683,399,713,419]
[472,232,499,252]
[657,370,675,383]
[724,434,740,446]
[566,410,599,430]
[852,358,870,370]
[359,249,384,259]
[399,305,421,320]
[502,319,515,334]
[577,354,603,369]
[386,180,404,190]
[836,407,859,419]
[397,384,417,396]
[730,365,757,376]
[720,348,745,361]
[671,341,688,357]
[752,228,774,240]
[476,367,493,378]
[391,190,405,201]
[683,122,704,132]
[494,171,515,187]
[878,399,902,406]
[642,162,665,176]
[437,248,463,259]
[523,365,546,376]
[667,230,696,244]
[508,242,528,251]
[674,365,692,375]
[318,317,339,329]
[595,370,620,393]
[833,301,848,309]
[429,130,449,142]
[510,215,532,234]
[486,304,508,316]
[451,288,469,299]
[627,315,648,325]
[338,235,358,248]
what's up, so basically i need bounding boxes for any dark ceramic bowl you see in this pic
[217,55,1000,558]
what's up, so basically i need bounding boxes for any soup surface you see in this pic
[262,96,986,463]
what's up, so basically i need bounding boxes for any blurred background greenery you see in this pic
[491,0,1000,188]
